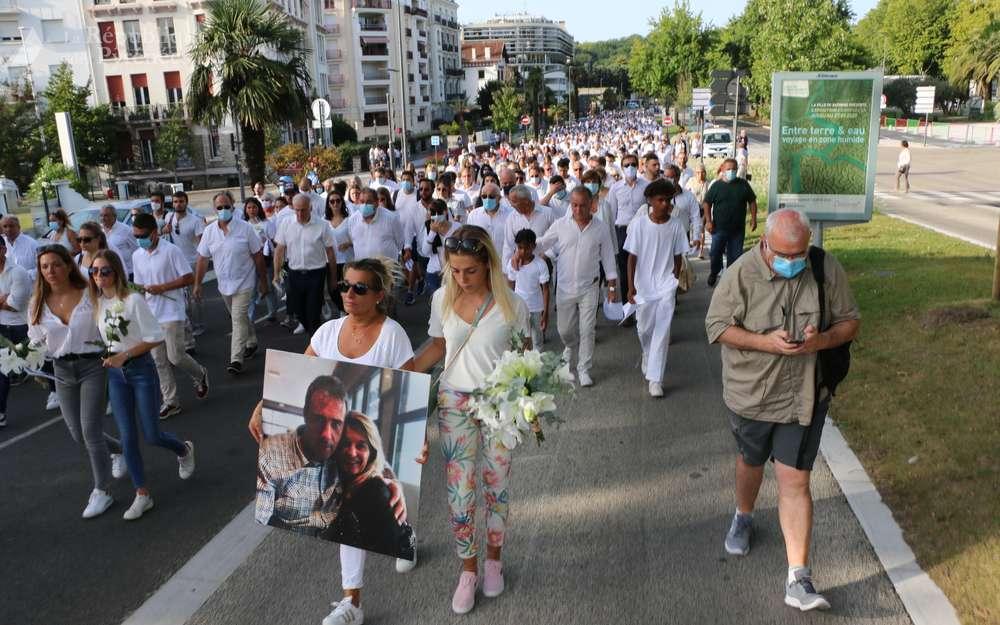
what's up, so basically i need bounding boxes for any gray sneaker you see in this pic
[724,512,753,556]
[785,568,831,611]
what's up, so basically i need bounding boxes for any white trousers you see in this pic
[340,544,366,589]
[556,282,600,374]
[636,292,676,384]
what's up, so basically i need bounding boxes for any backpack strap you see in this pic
[808,246,827,331]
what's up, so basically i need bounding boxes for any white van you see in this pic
[702,127,734,159]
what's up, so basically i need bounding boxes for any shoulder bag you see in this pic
[426,293,494,416]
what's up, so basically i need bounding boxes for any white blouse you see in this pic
[309,316,413,369]
[96,292,165,354]
[27,291,103,358]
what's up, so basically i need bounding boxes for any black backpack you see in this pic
[809,246,852,395]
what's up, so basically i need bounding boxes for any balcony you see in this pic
[445,68,463,77]
[328,73,345,85]
[360,43,389,58]
[358,18,387,32]
[150,0,178,13]
[326,46,342,59]
[445,92,464,101]
[353,0,390,10]
[361,68,390,82]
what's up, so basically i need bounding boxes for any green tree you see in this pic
[327,115,357,145]
[628,1,712,104]
[27,157,88,201]
[476,80,504,113]
[854,0,955,75]
[602,88,621,111]
[40,63,120,179]
[0,81,44,191]
[153,108,194,182]
[188,0,311,185]
[490,85,522,141]
[524,68,552,139]
[574,36,639,94]
[944,0,1000,99]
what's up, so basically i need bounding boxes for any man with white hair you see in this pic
[466,183,511,252]
[100,204,139,278]
[706,209,860,613]
[342,188,409,262]
[273,194,336,336]
[501,185,554,271]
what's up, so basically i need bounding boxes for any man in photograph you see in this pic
[256,375,404,535]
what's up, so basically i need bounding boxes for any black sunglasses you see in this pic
[337,280,372,296]
[77,236,95,244]
[444,237,484,254]
[216,204,233,211]
[88,266,114,277]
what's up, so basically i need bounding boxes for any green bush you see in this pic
[337,142,369,171]
[27,157,88,201]
[328,115,357,145]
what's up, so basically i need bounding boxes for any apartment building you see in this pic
[427,0,460,121]
[460,39,508,108]
[461,12,574,101]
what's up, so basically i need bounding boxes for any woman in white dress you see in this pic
[44,209,78,252]
[326,190,353,316]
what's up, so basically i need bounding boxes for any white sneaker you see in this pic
[82,488,114,519]
[46,391,60,411]
[178,441,195,479]
[395,548,417,573]
[578,371,594,387]
[322,596,364,625]
[123,494,154,521]
[111,453,127,479]
[640,352,648,375]
[293,323,305,335]
[648,381,664,398]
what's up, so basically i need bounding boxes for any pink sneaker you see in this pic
[451,571,477,614]
[483,559,504,597]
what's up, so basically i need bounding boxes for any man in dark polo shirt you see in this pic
[706,209,860,612]
[703,158,758,286]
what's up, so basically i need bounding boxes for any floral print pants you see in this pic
[438,389,513,559]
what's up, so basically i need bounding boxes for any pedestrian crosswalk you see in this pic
[875,188,1000,213]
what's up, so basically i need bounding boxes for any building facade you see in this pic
[460,39,508,108]
[427,0,460,122]
[460,12,573,101]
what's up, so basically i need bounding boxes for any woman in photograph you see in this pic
[89,249,195,521]
[44,209,78,252]
[28,245,125,519]
[323,411,415,560]
[248,256,417,625]
[325,190,353,317]
[412,225,529,615]
[244,197,278,323]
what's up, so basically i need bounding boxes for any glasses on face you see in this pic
[88,266,114,278]
[216,205,233,211]
[337,280,372,296]
[77,236,95,244]
[444,237,484,254]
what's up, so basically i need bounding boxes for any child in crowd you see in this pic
[506,229,550,348]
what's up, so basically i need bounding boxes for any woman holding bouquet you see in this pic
[412,225,530,615]
[28,245,125,519]
[89,250,195,521]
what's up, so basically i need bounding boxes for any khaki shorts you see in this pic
[728,399,830,471]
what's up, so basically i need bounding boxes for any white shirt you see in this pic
[467,205,512,252]
[501,205,555,269]
[309,316,413,368]
[328,219,354,264]
[166,210,206,267]
[369,178,398,192]
[536,215,618,300]
[394,192,425,244]
[623,212,690,301]
[632,188,703,243]
[275,217,334,271]
[96,292,164,354]
[303,191,327,221]
[607,178,651,226]
[345,207,407,261]
[506,255,549,313]
[428,288,530,393]
[28,291,103,358]
[247,218,277,257]
[420,221,460,274]
[132,239,193,323]
[0,262,31,326]
[678,166,694,188]
[4,234,39,280]
[456,182,481,199]
[44,228,76,252]
[897,148,911,168]
[273,206,297,232]
[438,192,472,223]
[104,221,139,274]
[196,219,262,296]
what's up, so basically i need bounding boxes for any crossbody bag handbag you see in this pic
[427,293,494,416]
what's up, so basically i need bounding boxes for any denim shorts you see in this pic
[728,399,830,471]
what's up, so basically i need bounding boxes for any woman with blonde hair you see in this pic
[413,224,529,615]
[28,244,124,519]
[89,249,195,520]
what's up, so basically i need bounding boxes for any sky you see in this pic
[456,0,880,43]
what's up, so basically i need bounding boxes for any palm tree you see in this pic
[188,0,311,184]
[947,22,1000,104]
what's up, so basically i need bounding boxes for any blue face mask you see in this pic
[772,255,807,279]
[432,213,447,223]
[724,170,737,182]
[555,190,567,200]
[137,236,154,249]
[584,182,600,195]
[218,208,233,222]
[624,165,638,179]
[482,197,499,212]
[401,181,414,193]
[361,204,376,218]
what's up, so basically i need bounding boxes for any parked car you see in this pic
[702,127,735,159]
[67,199,153,231]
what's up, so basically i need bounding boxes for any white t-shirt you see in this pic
[196,219,262,296]
[506,255,549,313]
[132,239,193,323]
[166,210,206,267]
[623,212,689,301]
[427,288,529,393]
[97,292,165,354]
[310,316,413,368]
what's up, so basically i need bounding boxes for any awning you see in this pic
[360,36,388,45]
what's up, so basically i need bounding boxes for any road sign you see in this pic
[430,135,440,146]
[663,115,673,125]
[310,98,331,121]
[520,114,532,126]
[692,88,711,111]
[914,86,935,114]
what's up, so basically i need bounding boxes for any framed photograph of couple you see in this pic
[255,349,431,561]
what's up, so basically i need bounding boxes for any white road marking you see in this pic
[0,416,62,452]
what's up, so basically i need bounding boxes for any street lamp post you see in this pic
[19,26,52,217]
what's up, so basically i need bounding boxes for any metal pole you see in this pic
[993,215,1000,300]
[396,0,409,167]
[731,73,740,158]
[386,92,395,171]
[812,221,825,249]
[923,112,929,147]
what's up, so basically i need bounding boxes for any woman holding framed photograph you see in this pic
[412,225,530,615]
[248,256,416,625]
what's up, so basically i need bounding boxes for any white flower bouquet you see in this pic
[0,336,47,377]
[88,300,130,356]
[469,332,574,449]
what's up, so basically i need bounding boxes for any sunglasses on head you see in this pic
[444,237,483,254]
[337,280,373,296]
[88,266,114,277]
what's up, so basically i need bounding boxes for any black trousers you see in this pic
[615,225,630,295]
[287,267,327,336]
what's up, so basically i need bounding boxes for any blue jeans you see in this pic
[107,352,186,489]
[425,271,442,294]
[709,230,746,278]
[249,263,278,321]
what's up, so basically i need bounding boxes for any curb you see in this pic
[820,417,961,625]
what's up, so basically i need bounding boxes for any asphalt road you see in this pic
[173,260,909,625]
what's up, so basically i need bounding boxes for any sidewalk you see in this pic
[181,260,910,625]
